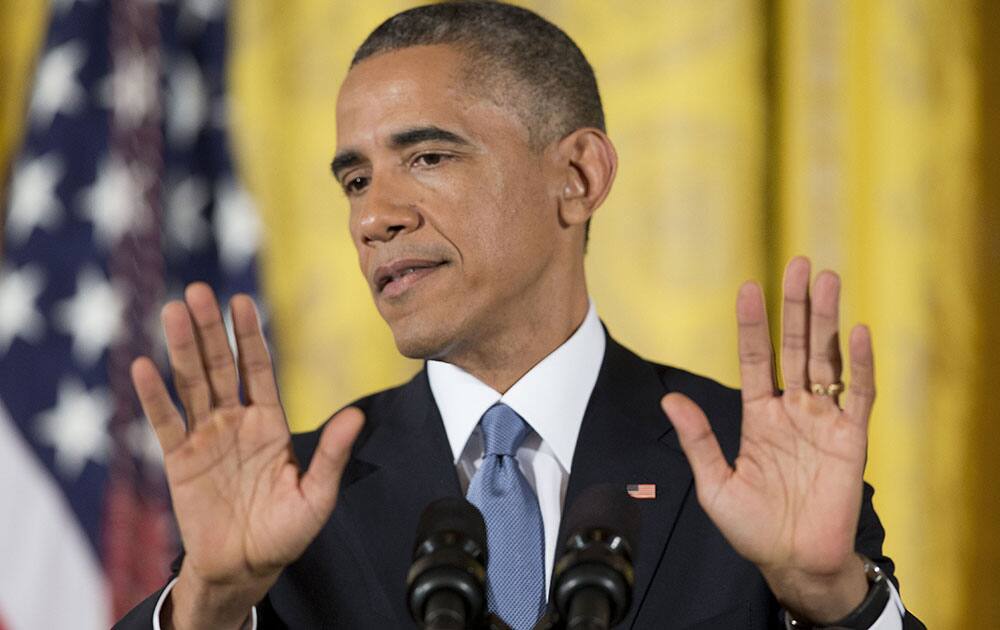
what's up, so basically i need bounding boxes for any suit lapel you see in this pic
[332,338,697,625]
[337,369,462,621]
[561,335,694,628]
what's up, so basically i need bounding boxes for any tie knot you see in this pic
[479,404,530,457]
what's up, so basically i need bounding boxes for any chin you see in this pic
[385,315,456,360]
[377,292,474,361]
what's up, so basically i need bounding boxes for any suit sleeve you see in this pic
[854,481,926,629]
[111,584,170,630]
[112,578,268,629]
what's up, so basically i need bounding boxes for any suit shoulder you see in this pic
[648,359,741,411]
[643,357,743,461]
[289,373,424,464]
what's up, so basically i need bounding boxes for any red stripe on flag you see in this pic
[104,476,174,618]
[102,0,176,619]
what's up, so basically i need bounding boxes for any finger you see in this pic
[231,294,279,405]
[162,300,212,429]
[807,270,843,391]
[780,256,811,391]
[844,325,876,426]
[185,283,241,408]
[661,393,731,504]
[300,407,365,518]
[131,356,186,454]
[736,281,777,403]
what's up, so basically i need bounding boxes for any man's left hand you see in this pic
[661,256,873,623]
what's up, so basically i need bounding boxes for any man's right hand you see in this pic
[131,283,364,629]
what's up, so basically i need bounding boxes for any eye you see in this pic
[412,153,449,167]
[344,175,370,194]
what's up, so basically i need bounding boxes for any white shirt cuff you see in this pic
[152,577,257,629]
[784,578,906,629]
[864,578,906,629]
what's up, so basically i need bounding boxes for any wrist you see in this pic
[764,554,869,625]
[783,555,893,629]
[165,566,271,630]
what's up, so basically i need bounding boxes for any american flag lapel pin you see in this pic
[626,483,656,499]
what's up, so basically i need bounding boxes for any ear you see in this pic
[551,128,618,228]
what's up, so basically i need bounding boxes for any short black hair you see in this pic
[352,0,605,150]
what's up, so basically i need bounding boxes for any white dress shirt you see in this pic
[428,301,606,593]
[154,301,906,628]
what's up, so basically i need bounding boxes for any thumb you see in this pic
[300,406,365,519]
[661,393,731,503]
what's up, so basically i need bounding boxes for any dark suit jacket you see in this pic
[117,335,923,629]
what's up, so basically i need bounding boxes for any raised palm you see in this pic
[662,257,875,618]
[131,284,362,597]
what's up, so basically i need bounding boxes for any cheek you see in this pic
[468,170,555,279]
[418,153,554,281]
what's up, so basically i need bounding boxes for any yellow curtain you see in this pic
[3,2,996,627]
[0,0,49,227]
[970,3,1000,621]
[774,0,991,624]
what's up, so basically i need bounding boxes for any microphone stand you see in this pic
[531,604,560,630]
[484,612,513,630]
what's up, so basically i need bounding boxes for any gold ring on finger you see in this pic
[810,381,845,397]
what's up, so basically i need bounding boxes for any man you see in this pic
[117,2,923,628]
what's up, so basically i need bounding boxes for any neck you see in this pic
[440,273,590,393]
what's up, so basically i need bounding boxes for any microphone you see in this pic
[547,484,640,630]
[407,497,490,630]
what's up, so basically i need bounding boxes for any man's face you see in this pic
[334,45,566,360]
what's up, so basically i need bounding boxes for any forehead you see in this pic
[335,44,528,151]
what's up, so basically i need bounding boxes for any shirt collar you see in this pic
[427,302,606,473]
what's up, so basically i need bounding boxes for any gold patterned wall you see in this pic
[3,2,998,627]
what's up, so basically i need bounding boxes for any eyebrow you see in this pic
[330,126,472,180]
[330,151,363,180]
[389,125,471,149]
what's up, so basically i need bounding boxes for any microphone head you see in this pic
[413,497,488,563]
[408,498,489,626]
[561,483,641,556]
[552,483,641,626]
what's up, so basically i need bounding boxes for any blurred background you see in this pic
[0,1,997,628]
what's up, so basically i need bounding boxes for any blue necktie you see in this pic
[466,403,546,630]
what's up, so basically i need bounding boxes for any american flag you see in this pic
[0,1,262,627]
[627,483,656,499]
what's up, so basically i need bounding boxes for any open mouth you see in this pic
[375,259,448,296]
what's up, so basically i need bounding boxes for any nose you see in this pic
[354,177,422,246]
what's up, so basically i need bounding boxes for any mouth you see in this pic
[374,258,448,298]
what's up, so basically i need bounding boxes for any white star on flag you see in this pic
[0,264,47,355]
[50,0,96,15]
[30,40,87,129]
[215,179,262,273]
[166,56,209,149]
[178,0,227,35]
[36,378,113,480]
[166,175,210,251]
[6,153,65,246]
[99,52,159,128]
[53,266,126,366]
[78,156,151,248]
